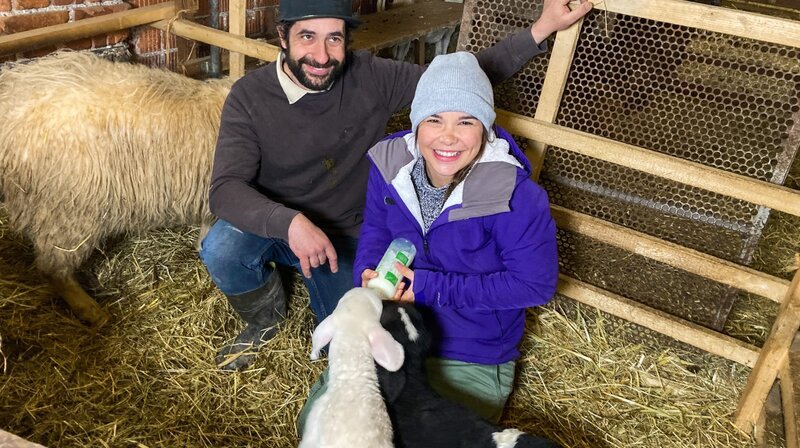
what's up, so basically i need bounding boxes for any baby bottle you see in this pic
[367,238,417,299]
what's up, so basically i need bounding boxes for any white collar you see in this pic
[276,51,333,104]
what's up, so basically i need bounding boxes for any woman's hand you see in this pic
[393,263,415,303]
[361,268,378,287]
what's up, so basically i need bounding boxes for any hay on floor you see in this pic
[0,218,786,448]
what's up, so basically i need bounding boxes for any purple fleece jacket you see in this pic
[355,127,558,364]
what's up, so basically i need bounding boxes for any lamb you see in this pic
[377,301,562,448]
[0,51,233,326]
[299,287,405,448]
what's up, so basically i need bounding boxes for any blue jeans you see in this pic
[200,219,358,322]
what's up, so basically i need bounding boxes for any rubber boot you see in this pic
[216,266,287,370]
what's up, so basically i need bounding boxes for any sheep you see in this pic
[300,287,405,448]
[377,301,562,448]
[0,50,232,327]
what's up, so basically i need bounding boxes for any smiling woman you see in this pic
[415,112,485,189]
[354,51,560,425]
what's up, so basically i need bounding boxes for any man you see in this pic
[201,0,592,370]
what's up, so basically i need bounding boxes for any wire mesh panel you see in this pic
[458,0,800,330]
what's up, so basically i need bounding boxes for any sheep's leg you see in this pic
[47,274,109,327]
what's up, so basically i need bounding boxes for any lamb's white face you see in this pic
[337,287,383,320]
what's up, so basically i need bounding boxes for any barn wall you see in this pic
[0,0,282,69]
[0,0,132,61]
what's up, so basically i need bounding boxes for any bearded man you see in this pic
[201,0,592,370]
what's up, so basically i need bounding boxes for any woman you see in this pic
[355,51,559,423]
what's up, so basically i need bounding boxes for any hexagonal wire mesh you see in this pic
[458,0,800,330]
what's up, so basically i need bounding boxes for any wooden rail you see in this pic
[0,1,181,56]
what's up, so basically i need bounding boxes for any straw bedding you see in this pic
[0,115,797,447]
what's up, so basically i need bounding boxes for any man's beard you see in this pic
[284,51,345,91]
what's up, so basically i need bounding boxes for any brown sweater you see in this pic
[209,28,545,240]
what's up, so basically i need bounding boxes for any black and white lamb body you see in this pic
[377,301,561,448]
[300,288,405,448]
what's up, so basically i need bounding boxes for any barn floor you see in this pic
[0,112,798,447]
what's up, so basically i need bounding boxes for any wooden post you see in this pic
[414,37,426,65]
[782,333,800,448]
[735,268,800,432]
[528,15,583,181]
[228,0,247,79]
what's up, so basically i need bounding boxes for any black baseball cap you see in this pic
[278,0,361,26]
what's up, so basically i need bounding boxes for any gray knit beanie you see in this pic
[410,51,495,134]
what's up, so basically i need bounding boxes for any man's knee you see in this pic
[200,220,273,294]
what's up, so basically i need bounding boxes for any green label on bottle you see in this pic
[385,271,399,285]
[395,251,409,265]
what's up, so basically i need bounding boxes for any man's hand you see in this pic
[531,0,593,44]
[287,214,338,278]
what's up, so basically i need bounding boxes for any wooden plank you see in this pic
[228,0,246,79]
[352,0,462,53]
[495,110,800,218]
[782,334,800,448]
[529,17,583,181]
[151,18,280,62]
[735,269,800,431]
[582,0,800,48]
[551,205,790,303]
[0,1,179,56]
[558,274,761,367]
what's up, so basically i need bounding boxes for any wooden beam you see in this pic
[557,274,761,367]
[528,16,583,181]
[496,110,800,218]
[0,1,179,56]
[551,205,790,303]
[582,0,800,48]
[735,269,800,432]
[228,0,246,79]
[151,18,280,62]
[353,0,462,53]
[782,334,800,448]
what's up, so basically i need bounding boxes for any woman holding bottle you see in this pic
[354,51,559,423]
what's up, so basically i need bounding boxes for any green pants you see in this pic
[296,358,515,435]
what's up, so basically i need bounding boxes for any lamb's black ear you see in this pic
[378,368,407,404]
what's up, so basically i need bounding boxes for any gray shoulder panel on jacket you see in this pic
[368,138,414,184]
[448,161,517,221]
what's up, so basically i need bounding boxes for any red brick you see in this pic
[249,6,275,37]
[127,0,168,8]
[73,2,130,20]
[133,27,164,53]
[22,45,57,58]
[0,0,11,11]
[64,37,94,50]
[50,0,84,5]
[13,0,48,8]
[0,11,69,34]
[103,29,129,45]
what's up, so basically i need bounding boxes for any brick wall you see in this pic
[0,0,132,61]
[0,0,283,70]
